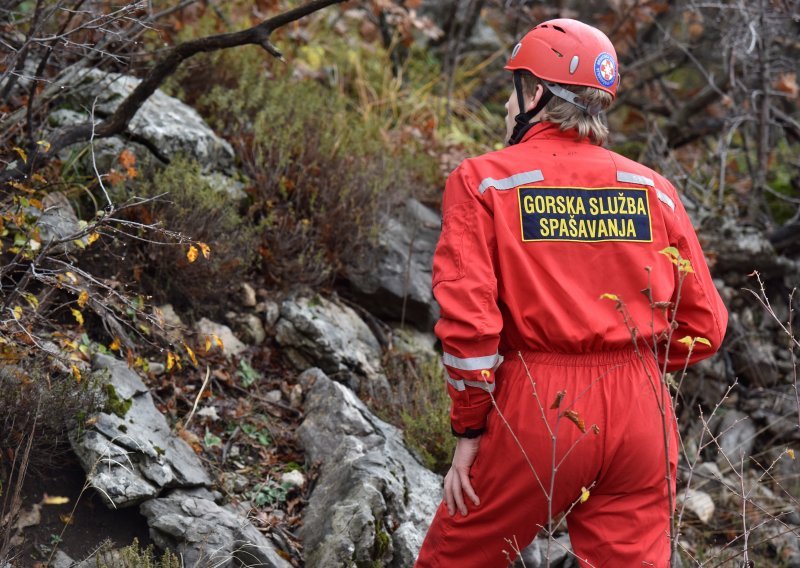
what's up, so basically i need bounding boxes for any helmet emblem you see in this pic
[511,43,522,60]
[594,52,616,87]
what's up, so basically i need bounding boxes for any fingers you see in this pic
[444,464,481,517]
[452,470,467,516]
[459,469,480,508]
[444,470,456,516]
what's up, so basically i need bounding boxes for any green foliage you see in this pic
[103,383,132,418]
[95,538,181,568]
[236,359,261,388]
[380,349,455,474]
[249,478,290,507]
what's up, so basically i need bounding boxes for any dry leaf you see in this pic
[198,242,211,259]
[563,409,586,433]
[550,390,566,410]
[187,245,199,263]
[42,495,70,505]
[77,290,89,308]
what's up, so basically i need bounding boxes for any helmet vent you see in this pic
[552,25,566,33]
[551,48,563,58]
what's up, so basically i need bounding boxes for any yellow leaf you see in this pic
[36,140,51,152]
[166,351,176,372]
[12,305,22,319]
[580,486,590,503]
[31,173,47,185]
[678,258,694,273]
[77,290,89,308]
[65,271,78,284]
[695,337,712,347]
[87,232,100,245]
[12,146,27,164]
[600,293,618,301]
[71,365,82,383]
[204,336,212,352]
[70,308,84,326]
[788,448,795,460]
[213,334,224,350]
[22,292,38,310]
[187,245,199,263]
[659,247,680,265]
[109,337,121,351]
[677,336,694,346]
[43,495,70,505]
[59,513,74,525]
[184,344,198,366]
[198,242,211,259]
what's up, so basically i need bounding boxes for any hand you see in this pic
[444,436,481,517]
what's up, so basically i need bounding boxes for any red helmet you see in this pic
[504,19,619,98]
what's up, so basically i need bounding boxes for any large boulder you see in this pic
[140,488,292,568]
[345,198,441,330]
[297,368,441,568]
[70,354,211,508]
[57,67,235,171]
[275,293,390,399]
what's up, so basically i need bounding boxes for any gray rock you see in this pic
[276,293,390,398]
[70,354,211,508]
[514,534,576,567]
[195,317,247,356]
[345,198,441,330]
[34,191,82,252]
[714,409,757,466]
[140,489,292,568]
[225,311,266,345]
[60,68,234,171]
[50,550,75,568]
[740,385,800,442]
[297,368,441,568]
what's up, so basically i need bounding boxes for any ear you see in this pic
[526,84,544,112]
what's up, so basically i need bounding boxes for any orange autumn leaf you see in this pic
[563,409,586,433]
[119,149,136,169]
[187,245,199,263]
[77,290,89,308]
[198,242,211,259]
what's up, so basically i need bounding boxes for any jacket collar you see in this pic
[518,121,594,145]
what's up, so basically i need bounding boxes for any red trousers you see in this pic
[416,349,678,567]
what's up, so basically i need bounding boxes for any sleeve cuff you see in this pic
[452,425,485,438]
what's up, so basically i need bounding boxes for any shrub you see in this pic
[382,348,455,474]
[89,158,259,317]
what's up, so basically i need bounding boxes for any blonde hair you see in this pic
[520,73,613,145]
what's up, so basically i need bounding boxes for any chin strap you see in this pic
[508,71,553,146]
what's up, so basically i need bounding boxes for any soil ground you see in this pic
[10,455,152,567]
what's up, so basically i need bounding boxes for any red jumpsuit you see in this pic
[416,122,728,567]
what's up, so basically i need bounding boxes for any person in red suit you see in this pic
[416,18,728,567]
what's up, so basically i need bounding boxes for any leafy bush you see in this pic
[381,349,455,474]
[94,158,258,317]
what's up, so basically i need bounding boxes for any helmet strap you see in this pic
[508,70,553,146]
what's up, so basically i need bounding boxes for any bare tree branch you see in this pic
[2,0,345,183]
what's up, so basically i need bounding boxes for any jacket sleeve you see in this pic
[659,181,729,371]
[432,163,503,438]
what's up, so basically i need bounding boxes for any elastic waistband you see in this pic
[503,347,641,367]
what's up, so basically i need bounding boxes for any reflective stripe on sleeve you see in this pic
[656,189,675,211]
[616,171,655,187]
[478,170,544,195]
[442,351,499,371]
[446,372,496,393]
